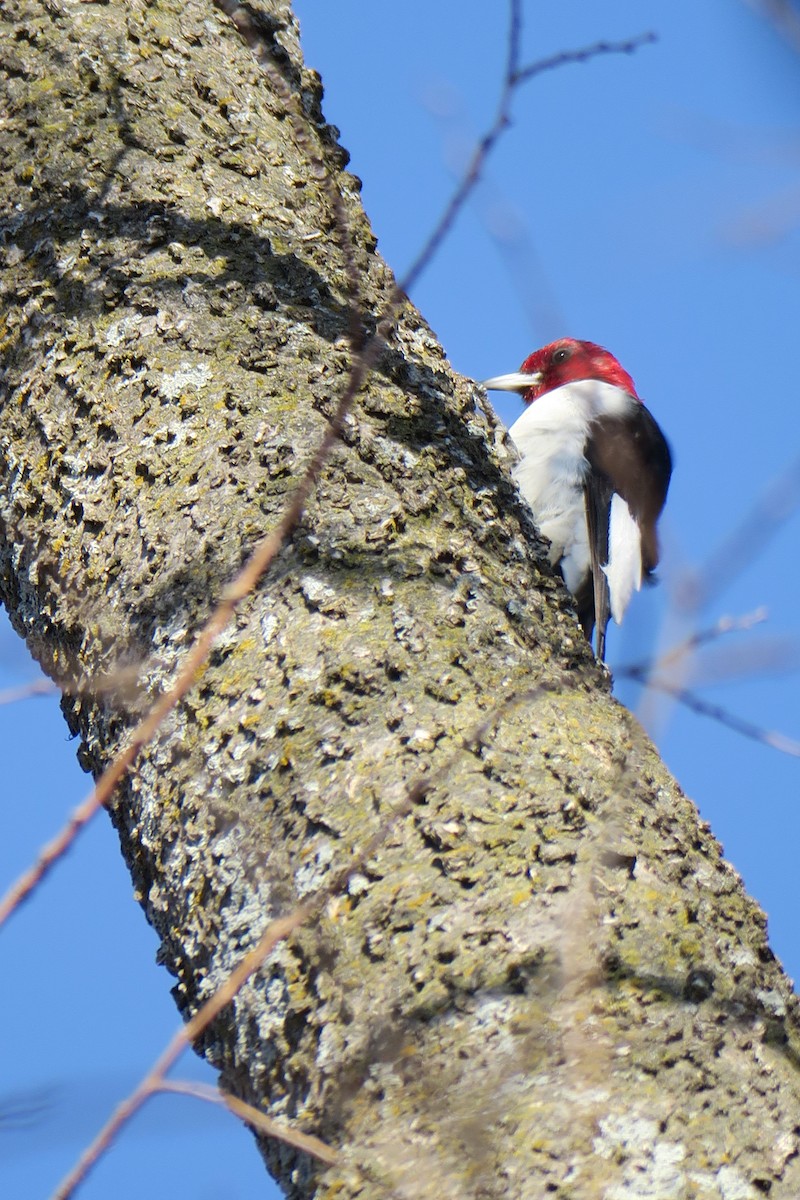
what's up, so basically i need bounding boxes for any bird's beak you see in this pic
[481,371,543,393]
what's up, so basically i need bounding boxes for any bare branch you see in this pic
[744,0,800,53]
[618,608,769,680]
[641,677,800,757]
[621,608,800,756]
[0,1086,53,1129]
[396,21,656,298]
[513,32,657,86]
[0,678,56,707]
[0,662,154,711]
[156,1080,339,1167]
[675,452,800,613]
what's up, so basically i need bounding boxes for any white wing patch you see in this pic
[603,494,642,624]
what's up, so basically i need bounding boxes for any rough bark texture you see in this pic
[2,2,800,1197]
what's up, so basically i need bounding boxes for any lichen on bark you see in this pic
[1,2,800,1198]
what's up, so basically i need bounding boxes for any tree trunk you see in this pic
[1,1,799,1196]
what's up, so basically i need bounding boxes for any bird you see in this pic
[482,338,672,661]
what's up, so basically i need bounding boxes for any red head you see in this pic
[483,338,639,404]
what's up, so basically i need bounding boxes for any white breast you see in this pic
[508,380,642,621]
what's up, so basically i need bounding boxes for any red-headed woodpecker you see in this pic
[483,338,672,660]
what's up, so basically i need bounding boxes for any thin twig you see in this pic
[0,1086,53,1128]
[641,676,800,758]
[617,608,769,681]
[744,0,800,53]
[156,1080,339,1166]
[0,678,56,706]
[513,32,657,85]
[623,609,800,756]
[0,663,157,711]
[675,453,800,613]
[397,22,657,298]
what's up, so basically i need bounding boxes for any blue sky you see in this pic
[2,3,799,1197]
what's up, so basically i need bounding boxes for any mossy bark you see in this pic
[1,1,799,1197]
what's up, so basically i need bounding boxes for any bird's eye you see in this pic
[552,346,571,364]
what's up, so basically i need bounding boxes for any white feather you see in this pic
[603,494,642,623]
[508,380,637,612]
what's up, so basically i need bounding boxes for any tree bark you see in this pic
[1,1,799,1197]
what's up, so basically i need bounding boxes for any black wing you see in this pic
[587,404,672,575]
[584,404,672,660]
